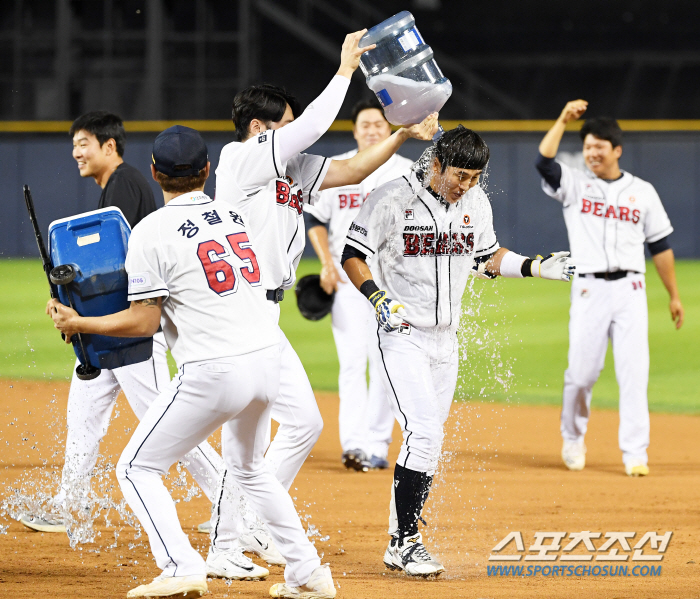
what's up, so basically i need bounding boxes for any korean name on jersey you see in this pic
[305,150,414,265]
[542,161,673,274]
[345,172,499,329]
[126,192,278,366]
[215,130,330,291]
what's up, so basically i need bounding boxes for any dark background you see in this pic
[2,0,700,121]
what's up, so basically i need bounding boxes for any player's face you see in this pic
[583,134,622,178]
[353,108,392,152]
[268,103,295,130]
[72,130,109,178]
[431,161,482,203]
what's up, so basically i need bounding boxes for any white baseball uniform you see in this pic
[305,151,413,459]
[345,171,499,476]
[540,161,673,466]
[116,191,321,584]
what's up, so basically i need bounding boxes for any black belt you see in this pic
[579,271,633,281]
[266,288,285,303]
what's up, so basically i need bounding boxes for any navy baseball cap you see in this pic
[152,125,208,177]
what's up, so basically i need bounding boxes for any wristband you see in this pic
[499,251,527,278]
[360,279,380,300]
[520,259,534,277]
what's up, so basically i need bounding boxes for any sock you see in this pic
[393,463,433,538]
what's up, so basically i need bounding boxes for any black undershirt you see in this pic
[99,162,157,228]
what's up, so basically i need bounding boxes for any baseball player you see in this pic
[47,125,337,599]
[213,29,438,560]
[21,112,222,538]
[342,126,575,577]
[306,98,413,471]
[537,100,684,476]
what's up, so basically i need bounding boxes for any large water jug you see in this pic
[359,11,452,126]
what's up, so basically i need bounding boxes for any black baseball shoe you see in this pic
[341,449,371,472]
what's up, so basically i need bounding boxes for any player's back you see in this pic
[127,191,277,366]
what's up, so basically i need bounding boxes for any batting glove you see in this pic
[368,290,407,332]
[531,251,576,282]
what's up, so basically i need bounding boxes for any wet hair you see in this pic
[154,168,208,193]
[232,84,301,141]
[580,117,623,148]
[351,97,387,124]
[434,125,489,172]
[69,111,126,156]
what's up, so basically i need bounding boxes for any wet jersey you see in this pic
[126,191,277,366]
[541,162,673,274]
[215,130,331,291]
[345,172,499,329]
[305,151,413,264]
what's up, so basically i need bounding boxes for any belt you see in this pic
[266,288,285,303]
[579,271,634,281]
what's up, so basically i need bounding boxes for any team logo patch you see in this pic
[398,322,411,335]
[405,209,414,220]
[130,273,151,288]
[258,133,267,143]
[463,214,470,225]
[629,195,636,203]
[581,288,589,298]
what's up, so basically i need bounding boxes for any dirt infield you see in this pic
[1,379,699,598]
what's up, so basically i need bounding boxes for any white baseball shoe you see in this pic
[625,461,650,477]
[19,514,66,533]
[206,546,269,580]
[196,520,212,534]
[562,440,586,471]
[126,573,207,598]
[383,533,444,577]
[239,525,286,565]
[269,564,336,598]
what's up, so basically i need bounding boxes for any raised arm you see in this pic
[539,99,588,158]
[320,113,439,190]
[652,248,684,329]
[276,30,374,163]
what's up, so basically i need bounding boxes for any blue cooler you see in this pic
[48,207,153,370]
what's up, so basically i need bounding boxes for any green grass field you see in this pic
[2,258,698,413]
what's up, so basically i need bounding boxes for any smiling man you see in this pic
[305,98,414,472]
[537,100,684,477]
[341,125,575,577]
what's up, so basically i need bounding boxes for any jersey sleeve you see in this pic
[540,160,579,207]
[223,130,287,194]
[125,223,170,301]
[473,188,500,257]
[291,153,331,207]
[345,186,392,258]
[303,186,333,224]
[643,184,674,243]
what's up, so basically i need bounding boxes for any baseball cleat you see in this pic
[383,533,444,577]
[196,520,212,534]
[239,526,286,565]
[341,449,371,472]
[206,547,269,580]
[126,573,207,598]
[19,514,66,533]
[269,564,336,598]
[561,440,586,471]
[369,455,390,469]
[625,462,650,477]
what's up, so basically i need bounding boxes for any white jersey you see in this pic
[304,150,413,264]
[542,162,673,274]
[346,172,499,329]
[126,191,277,366]
[215,130,331,291]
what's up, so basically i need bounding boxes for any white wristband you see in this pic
[499,251,527,278]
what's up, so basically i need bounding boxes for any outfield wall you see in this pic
[1,124,699,259]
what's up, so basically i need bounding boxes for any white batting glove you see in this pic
[531,251,576,282]
[369,290,407,332]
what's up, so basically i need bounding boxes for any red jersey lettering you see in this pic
[276,181,290,205]
[593,202,604,216]
[582,198,592,213]
[403,233,420,256]
[605,205,617,219]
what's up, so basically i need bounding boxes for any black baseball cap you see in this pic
[152,125,208,177]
